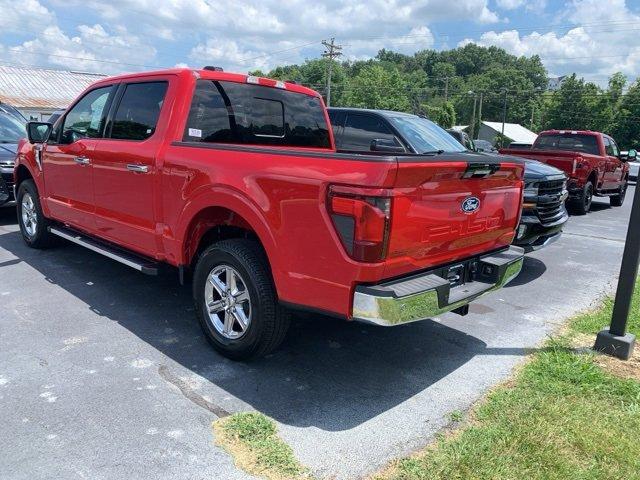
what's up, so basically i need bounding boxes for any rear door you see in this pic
[603,135,624,188]
[43,85,115,232]
[90,79,169,256]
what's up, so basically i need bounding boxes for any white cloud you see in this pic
[189,38,271,73]
[0,0,53,32]
[5,23,157,74]
[496,0,526,10]
[460,0,640,83]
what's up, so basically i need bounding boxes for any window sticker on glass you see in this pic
[188,128,202,138]
[89,94,108,131]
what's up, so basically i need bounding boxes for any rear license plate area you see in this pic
[445,263,466,288]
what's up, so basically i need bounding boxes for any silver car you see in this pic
[621,150,639,180]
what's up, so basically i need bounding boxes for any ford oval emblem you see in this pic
[461,196,480,213]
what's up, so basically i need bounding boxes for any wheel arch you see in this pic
[14,164,34,191]
[175,187,281,292]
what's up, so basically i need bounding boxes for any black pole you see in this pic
[594,182,638,360]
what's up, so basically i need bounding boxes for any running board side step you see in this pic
[48,225,159,275]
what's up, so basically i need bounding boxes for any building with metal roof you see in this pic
[0,65,106,121]
[477,121,538,146]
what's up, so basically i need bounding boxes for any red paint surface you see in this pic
[16,68,524,317]
[500,130,628,191]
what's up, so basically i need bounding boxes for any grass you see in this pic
[213,282,640,480]
[572,281,640,337]
[375,280,640,480]
[213,412,312,480]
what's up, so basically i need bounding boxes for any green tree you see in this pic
[420,101,456,128]
[614,79,640,149]
[342,63,410,111]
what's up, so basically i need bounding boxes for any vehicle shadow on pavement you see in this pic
[0,206,17,226]
[503,256,546,288]
[0,229,535,431]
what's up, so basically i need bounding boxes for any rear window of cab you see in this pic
[183,80,331,148]
[534,133,599,155]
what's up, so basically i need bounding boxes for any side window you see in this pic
[328,110,345,147]
[183,80,330,148]
[110,82,168,140]
[608,137,619,157]
[341,114,398,151]
[60,86,113,144]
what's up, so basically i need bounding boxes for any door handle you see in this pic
[127,164,149,173]
[74,156,90,165]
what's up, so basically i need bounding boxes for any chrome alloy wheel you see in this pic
[21,193,37,237]
[204,265,252,339]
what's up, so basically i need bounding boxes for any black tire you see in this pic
[569,180,593,215]
[193,239,290,360]
[16,180,56,249]
[610,181,627,207]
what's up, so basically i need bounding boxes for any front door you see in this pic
[43,85,115,232]
[91,80,169,256]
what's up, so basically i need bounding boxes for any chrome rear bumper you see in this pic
[352,246,524,326]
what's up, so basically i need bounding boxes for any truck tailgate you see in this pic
[500,149,577,174]
[384,155,524,278]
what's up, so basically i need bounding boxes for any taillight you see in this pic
[328,186,392,263]
[573,156,584,174]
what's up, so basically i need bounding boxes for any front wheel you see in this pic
[193,239,290,360]
[570,181,593,215]
[610,181,627,207]
[16,180,56,249]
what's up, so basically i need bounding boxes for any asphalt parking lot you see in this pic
[0,187,634,480]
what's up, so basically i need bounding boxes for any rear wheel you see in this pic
[193,239,290,360]
[610,181,627,207]
[570,180,593,215]
[16,180,56,249]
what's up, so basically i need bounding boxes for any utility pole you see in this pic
[444,77,449,102]
[321,38,342,107]
[530,104,535,130]
[468,91,477,139]
[476,92,483,140]
[501,89,508,147]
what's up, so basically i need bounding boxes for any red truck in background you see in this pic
[500,130,629,214]
[15,67,525,359]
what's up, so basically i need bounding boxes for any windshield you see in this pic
[386,114,466,153]
[533,133,599,155]
[0,113,26,143]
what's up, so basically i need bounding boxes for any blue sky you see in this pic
[0,0,638,85]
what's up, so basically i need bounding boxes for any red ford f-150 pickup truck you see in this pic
[500,130,629,214]
[15,67,525,359]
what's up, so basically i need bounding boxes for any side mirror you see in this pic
[370,138,406,154]
[27,121,52,144]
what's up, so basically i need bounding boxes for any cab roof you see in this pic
[91,68,322,98]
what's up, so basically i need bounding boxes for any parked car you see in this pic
[474,139,496,153]
[500,130,629,214]
[16,68,525,359]
[0,111,26,206]
[446,128,476,151]
[620,150,639,181]
[0,101,28,123]
[332,108,567,251]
